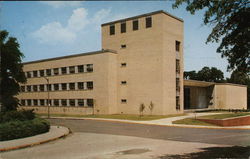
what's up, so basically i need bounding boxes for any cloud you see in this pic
[32,8,113,45]
[40,1,82,8]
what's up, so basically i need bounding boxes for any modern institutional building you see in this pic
[17,10,247,115]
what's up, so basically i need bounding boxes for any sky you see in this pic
[1,1,230,77]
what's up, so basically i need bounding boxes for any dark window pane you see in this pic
[78,99,84,106]
[176,59,180,73]
[47,84,51,91]
[87,99,94,107]
[176,41,180,52]
[176,96,180,110]
[133,20,138,30]
[121,63,127,67]
[40,85,44,91]
[121,22,126,33]
[46,69,51,76]
[21,100,25,106]
[54,68,59,75]
[69,99,75,106]
[27,72,31,78]
[61,83,67,90]
[121,99,127,103]
[69,83,75,90]
[40,70,44,77]
[110,25,115,35]
[54,84,59,91]
[54,99,59,106]
[86,64,93,72]
[61,99,67,106]
[146,17,152,28]
[121,45,126,48]
[20,86,25,92]
[78,82,84,90]
[40,99,45,106]
[69,66,75,74]
[33,71,38,77]
[27,99,31,106]
[87,81,93,89]
[78,65,84,73]
[61,67,67,74]
[27,86,31,92]
[121,81,127,84]
[33,85,38,92]
[33,99,38,106]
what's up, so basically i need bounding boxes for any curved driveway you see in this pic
[49,118,250,146]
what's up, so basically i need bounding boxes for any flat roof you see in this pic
[184,79,247,87]
[23,49,117,65]
[101,10,183,26]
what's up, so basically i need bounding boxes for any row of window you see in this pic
[26,64,93,78]
[20,99,94,107]
[110,17,152,35]
[20,81,93,92]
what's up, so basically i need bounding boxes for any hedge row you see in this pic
[0,118,50,141]
[0,109,35,123]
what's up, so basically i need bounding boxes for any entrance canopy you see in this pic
[184,80,215,87]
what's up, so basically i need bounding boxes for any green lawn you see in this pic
[38,113,184,121]
[172,118,216,126]
[199,112,250,120]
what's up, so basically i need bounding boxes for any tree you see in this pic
[149,101,154,115]
[139,103,145,117]
[0,30,26,112]
[173,0,250,74]
[184,67,224,82]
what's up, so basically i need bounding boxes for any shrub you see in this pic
[0,109,35,123]
[0,118,50,141]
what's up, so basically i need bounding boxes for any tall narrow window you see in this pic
[27,99,31,106]
[33,99,38,106]
[146,17,152,28]
[54,99,59,106]
[176,41,180,52]
[121,22,126,33]
[33,85,38,92]
[69,99,75,106]
[133,20,139,30]
[69,83,75,90]
[40,85,44,91]
[27,72,31,78]
[46,69,51,76]
[47,84,52,91]
[61,83,67,90]
[78,99,84,107]
[33,71,38,77]
[21,100,25,106]
[40,70,44,77]
[69,66,75,74]
[20,86,25,92]
[61,99,67,106]
[86,64,93,72]
[54,84,59,91]
[27,85,31,92]
[110,25,115,35]
[176,59,180,74]
[61,67,67,74]
[87,99,94,107]
[78,82,84,90]
[40,99,45,106]
[87,81,93,89]
[176,96,180,110]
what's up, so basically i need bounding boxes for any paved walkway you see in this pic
[47,113,250,129]
[0,126,69,152]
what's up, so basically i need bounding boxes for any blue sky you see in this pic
[1,1,230,77]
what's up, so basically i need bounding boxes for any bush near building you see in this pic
[0,109,50,141]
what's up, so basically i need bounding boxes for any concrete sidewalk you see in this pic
[47,113,250,130]
[0,126,69,152]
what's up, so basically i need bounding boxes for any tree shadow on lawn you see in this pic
[158,146,250,159]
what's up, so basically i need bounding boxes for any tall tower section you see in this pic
[101,10,184,115]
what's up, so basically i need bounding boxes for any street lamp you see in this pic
[43,77,50,118]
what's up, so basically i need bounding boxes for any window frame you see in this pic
[133,19,139,31]
[110,24,115,35]
[120,22,126,33]
[145,16,152,28]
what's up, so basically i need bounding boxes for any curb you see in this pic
[48,117,250,130]
[0,126,70,152]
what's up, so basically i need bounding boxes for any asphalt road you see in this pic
[49,118,250,146]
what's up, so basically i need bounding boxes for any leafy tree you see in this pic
[139,103,145,117]
[173,0,250,74]
[184,67,224,82]
[0,30,26,112]
[149,101,154,115]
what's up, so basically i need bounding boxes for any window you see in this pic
[121,99,127,103]
[176,59,180,73]
[121,63,127,67]
[33,71,38,77]
[61,99,67,106]
[87,81,93,89]
[78,99,84,107]
[61,67,67,74]
[69,99,75,106]
[87,99,94,107]
[39,70,44,77]
[21,100,25,106]
[86,64,93,72]
[110,25,115,35]
[133,20,139,30]
[78,82,84,90]
[121,81,127,85]
[47,84,52,91]
[69,83,75,90]
[54,99,59,106]
[61,83,67,90]
[20,86,25,92]
[121,22,126,33]
[176,41,180,52]
[46,69,51,76]
[40,99,45,106]
[78,65,84,73]
[176,78,180,92]
[27,72,31,78]
[53,68,59,75]
[69,66,75,74]
[33,99,38,106]
[40,85,44,91]
[33,85,38,92]
[121,45,126,48]
[146,17,152,28]
[27,99,31,106]
[54,84,59,91]
[27,85,31,92]
[176,96,180,110]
